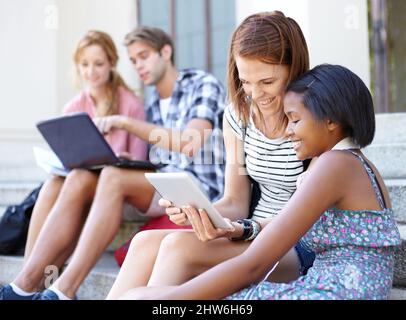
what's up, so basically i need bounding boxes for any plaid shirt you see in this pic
[146,69,226,201]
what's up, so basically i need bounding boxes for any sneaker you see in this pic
[35,289,60,300]
[0,284,38,300]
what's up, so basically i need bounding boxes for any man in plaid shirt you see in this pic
[92,26,226,216]
[100,26,226,206]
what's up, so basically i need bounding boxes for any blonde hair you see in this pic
[227,11,309,130]
[73,30,132,116]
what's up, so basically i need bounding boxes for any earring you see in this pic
[245,95,252,103]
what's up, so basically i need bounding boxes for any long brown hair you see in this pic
[227,11,309,130]
[74,30,132,116]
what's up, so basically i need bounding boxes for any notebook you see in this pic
[35,112,162,173]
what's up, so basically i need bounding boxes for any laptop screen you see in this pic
[36,112,119,169]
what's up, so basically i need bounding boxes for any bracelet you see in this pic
[229,219,252,241]
[246,219,261,241]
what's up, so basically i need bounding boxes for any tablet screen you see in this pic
[145,172,233,230]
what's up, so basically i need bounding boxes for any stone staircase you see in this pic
[0,142,47,213]
[0,141,142,299]
[1,113,406,299]
[363,113,406,291]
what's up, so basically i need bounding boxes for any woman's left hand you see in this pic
[181,206,235,242]
[93,115,126,134]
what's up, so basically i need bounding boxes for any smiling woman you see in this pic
[77,44,113,94]
[73,30,136,117]
[236,58,290,137]
[284,91,335,159]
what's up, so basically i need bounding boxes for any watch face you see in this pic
[242,220,253,237]
[231,219,252,241]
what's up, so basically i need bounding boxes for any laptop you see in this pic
[36,112,163,171]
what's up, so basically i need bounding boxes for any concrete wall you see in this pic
[0,0,138,142]
[0,0,58,141]
[236,0,370,87]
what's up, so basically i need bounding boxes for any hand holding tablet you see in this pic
[158,198,190,226]
[145,172,234,230]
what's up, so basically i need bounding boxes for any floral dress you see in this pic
[227,151,401,300]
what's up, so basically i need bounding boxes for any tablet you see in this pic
[145,172,233,230]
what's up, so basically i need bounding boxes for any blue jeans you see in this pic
[294,240,315,275]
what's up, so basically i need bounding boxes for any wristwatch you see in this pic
[229,219,252,241]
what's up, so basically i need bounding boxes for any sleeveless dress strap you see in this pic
[346,150,387,210]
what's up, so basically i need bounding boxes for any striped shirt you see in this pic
[225,104,304,221]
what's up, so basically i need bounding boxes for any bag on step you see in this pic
[0,184,43,255]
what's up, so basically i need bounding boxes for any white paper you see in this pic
[33,146,70,177]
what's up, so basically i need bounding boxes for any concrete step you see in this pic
[107,221,144,252]
[0,182,42,207]
[394,224,406,287]
[0,251,405,300]
[389,287,406,300]
[373,113,406,145]
[386,179,406,224]
[0,180,146,253]
[0,142,47,183]
[0,205,142,254]
[0,224,405,300]
[0,142,46,162]
[0,165,46,183]
[363,143,406,179]
[0,252,118,300]
[361,112,406,179]
[76,252,118,299]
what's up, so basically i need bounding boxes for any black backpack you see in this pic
[0,184,42,255]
